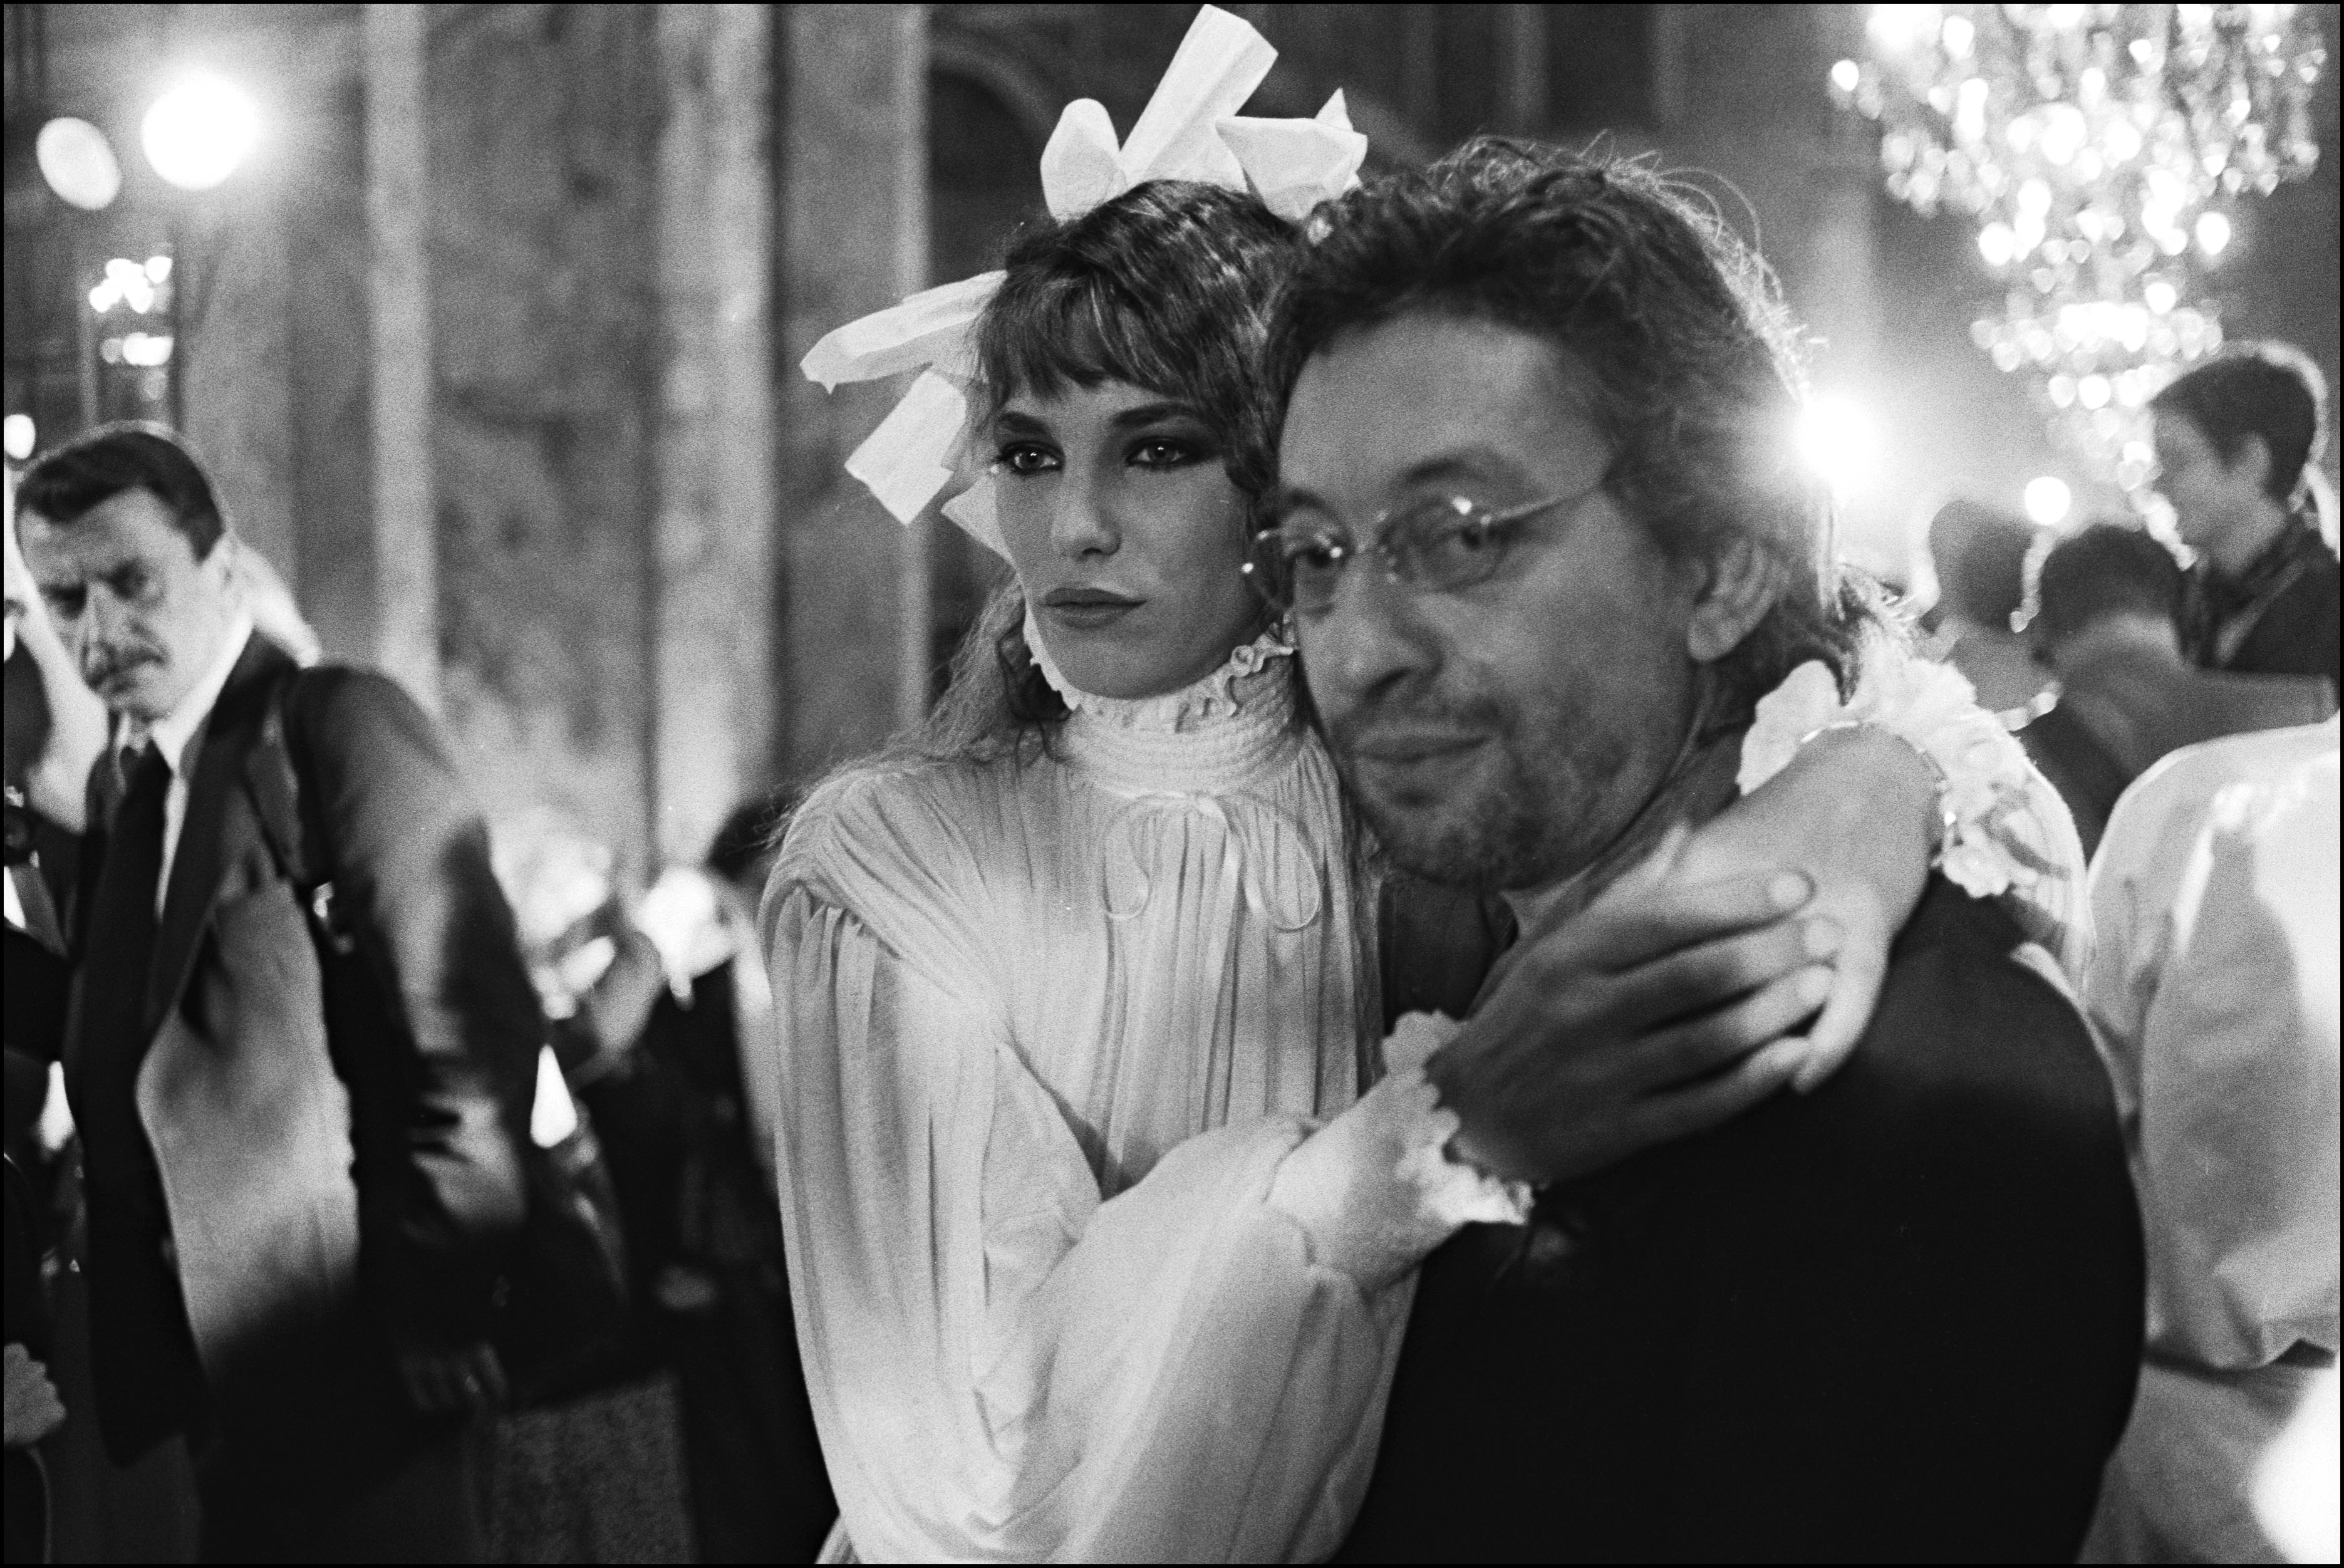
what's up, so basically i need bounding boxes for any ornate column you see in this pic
[775,4,932,778]
[362,1,438,712]
[649,3,779,863]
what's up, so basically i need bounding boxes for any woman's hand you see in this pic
[1674,725,1937,1093]
[1428,841,1839,1186]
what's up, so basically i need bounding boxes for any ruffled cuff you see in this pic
[1265,1013,1532,1288]
[1382,1013,1535,1228]
[1736,646,2041,900]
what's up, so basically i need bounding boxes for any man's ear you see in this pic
[1686,534,1783,664]
[201,532,242,596]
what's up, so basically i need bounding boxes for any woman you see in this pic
[766,180,2075,1560]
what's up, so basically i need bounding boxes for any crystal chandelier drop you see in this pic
[1837,4,2327,499]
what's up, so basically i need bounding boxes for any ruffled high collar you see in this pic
[1024,610,1304,795]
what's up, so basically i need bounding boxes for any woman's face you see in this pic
[991,378,1263,700]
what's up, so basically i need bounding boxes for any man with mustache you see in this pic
[1267,144,2145,1561]
[13,425,542,1560]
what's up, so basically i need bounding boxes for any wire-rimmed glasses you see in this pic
[1243,480,1607,616]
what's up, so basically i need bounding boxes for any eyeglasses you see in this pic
[1245,479,1607,615]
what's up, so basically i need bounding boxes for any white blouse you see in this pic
[763,632,1408,1563]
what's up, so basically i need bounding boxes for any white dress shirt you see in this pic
[117,612,254,916]
[2080,717,2340,1564]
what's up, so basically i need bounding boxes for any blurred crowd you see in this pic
[1,341,2336,1563]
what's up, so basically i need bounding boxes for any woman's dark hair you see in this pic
[15,421,227,557]
[1265,138,1889,709]
[2151,343,2328,501]
[922,180,1300,759]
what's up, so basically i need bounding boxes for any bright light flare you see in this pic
[36,117,122,210]
[2195,210,2232,257]
[1795,393,1880,495]
[3,414,34,462]
[2023,476,2072,527]
[142,71,260,191]
[1830,58,1862,94]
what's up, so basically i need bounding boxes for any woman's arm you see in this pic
[1677,724,1936,1089]
[1678,652,2087,1091]
[765,886,1404,1563]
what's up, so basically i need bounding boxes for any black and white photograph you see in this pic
[3,3,2336,1562]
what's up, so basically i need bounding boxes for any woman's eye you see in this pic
[996,443,1059,477]
[1129,437,1199,470]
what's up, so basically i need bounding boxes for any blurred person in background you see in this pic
[2018,522,2333,853]
[2080,715,2339,1562]
[2154,343,2340,688]
[483,814,693,1564]
[497,791,831,1562]
[11,424,546,1562]
[683,790,832,1560]
[1919,495,2050,717]
[5,552,63,1568]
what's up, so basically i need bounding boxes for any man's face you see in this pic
[1282,313,1702,891]
[18,488,238,724]
[2152,408,2264,556]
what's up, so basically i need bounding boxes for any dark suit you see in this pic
[2020,641,2335,854]
[1341,880,2144,1564]
[51,635,541,1557]
[2185,518,2341,687]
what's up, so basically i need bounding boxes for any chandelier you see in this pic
[1837,4,2326,500]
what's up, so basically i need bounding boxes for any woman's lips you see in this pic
[1042,588,1143,630]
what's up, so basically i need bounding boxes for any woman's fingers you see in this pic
[1630,1036,1807,1147]
[1790,940,1887,1093]
[1639,965,1833,1086]
[1604,914,1840,1035]
[1569,868,1814,972]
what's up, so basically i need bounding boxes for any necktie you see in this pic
[73,739,205,1456]
[80,741,170,1173]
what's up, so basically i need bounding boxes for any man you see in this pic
[2154,345,2340,687]
[13,425,544,1560]
[2018,522,2333,853]
[1265,143,2144,1560]
[2079,718,2339,1562]
[1920,494,2048,717]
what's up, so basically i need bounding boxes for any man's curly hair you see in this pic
[1262,138,1888,709]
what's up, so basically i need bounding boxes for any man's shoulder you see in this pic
[1813,877,2115,1153]
[278,663,453,775]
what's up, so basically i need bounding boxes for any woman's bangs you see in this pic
[978,270,1198,413]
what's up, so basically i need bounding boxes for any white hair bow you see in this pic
[797,4,1368,557]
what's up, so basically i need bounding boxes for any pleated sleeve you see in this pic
[761,775,1411,1563]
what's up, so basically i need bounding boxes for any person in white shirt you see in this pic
[2082,716,2341,1562]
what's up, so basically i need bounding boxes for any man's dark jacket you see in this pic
[2186,517,2340,687]
[1341,879,2144,1564]
[52,636,541,1484]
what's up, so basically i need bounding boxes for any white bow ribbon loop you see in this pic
[799,3,1371,553]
